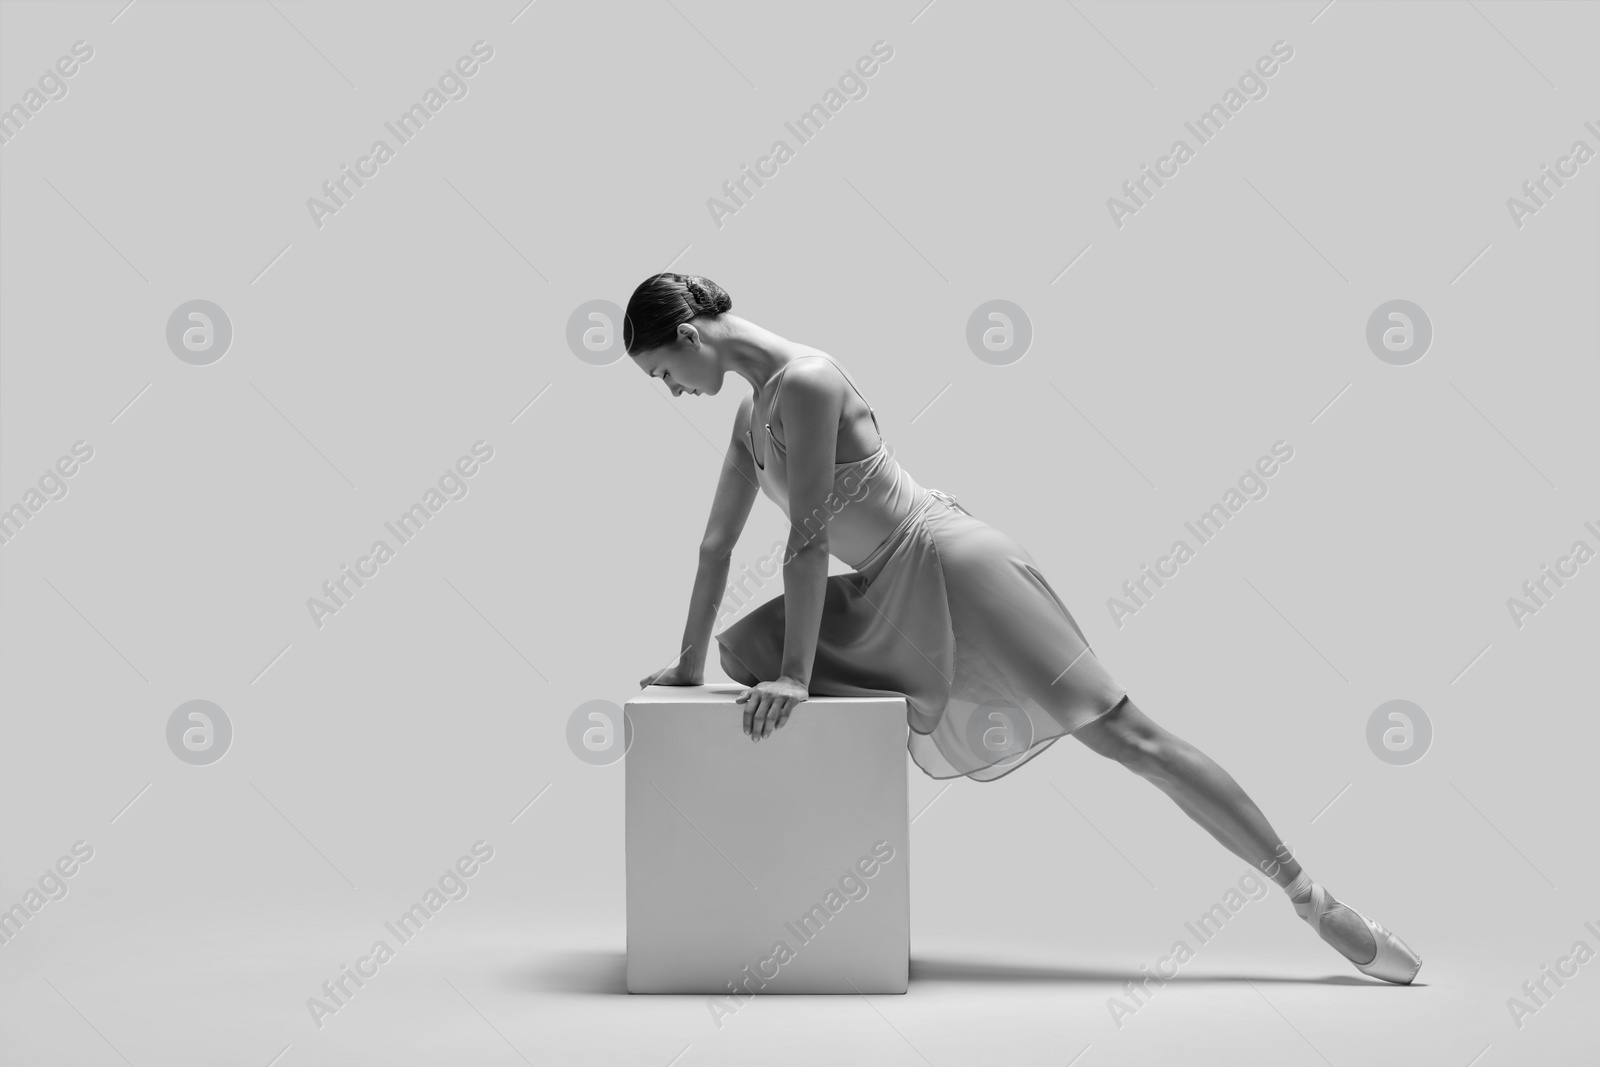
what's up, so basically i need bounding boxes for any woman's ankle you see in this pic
[1282,869,1315,906]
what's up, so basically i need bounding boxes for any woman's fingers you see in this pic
[764,695,792,738]
[752,693,773,741]
[746,690,770,738]
[734,686,798,741]
[753,698,771,740]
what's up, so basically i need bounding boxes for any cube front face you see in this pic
[625,685,909,995]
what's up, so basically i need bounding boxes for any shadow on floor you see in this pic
[511,950,629,995]
[508,950,1408,995]
[911,957,1388,986]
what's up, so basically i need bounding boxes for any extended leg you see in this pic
[1072,697,1376,965]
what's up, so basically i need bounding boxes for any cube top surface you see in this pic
[628,684,907,708]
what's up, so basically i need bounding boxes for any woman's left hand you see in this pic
[737,676,808,740]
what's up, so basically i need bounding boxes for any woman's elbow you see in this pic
[699,540,735,561]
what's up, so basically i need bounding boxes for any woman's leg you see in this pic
[719,644,761,686]
[1072,697,1376,964]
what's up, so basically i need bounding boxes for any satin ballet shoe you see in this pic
[1296,882,1422,985]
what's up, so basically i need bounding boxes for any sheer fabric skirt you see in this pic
[714,490,1128,781]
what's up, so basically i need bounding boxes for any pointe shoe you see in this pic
[1296,883,1422,985]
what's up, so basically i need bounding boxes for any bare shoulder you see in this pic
[777,354,849,407]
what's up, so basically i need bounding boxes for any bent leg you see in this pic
[719,644,761,686]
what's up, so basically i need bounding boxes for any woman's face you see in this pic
[633,326,722,398]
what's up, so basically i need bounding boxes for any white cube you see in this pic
[624,684,910,995]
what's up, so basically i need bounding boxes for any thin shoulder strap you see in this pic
[772,354,878,417]
[815,353,875,414]
[765,354,882,452]
[817,354,880,437]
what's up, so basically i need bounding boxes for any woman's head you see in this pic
[625,273,733,397]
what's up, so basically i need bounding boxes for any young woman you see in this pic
[627,272,1421,985]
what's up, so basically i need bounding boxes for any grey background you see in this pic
[1,1,1595,1065]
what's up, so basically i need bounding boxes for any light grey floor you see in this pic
[3,876,1593,1066]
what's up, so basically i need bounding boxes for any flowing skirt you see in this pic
[714,490,1128,781]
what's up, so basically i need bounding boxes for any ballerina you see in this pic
[627,272,1421,985]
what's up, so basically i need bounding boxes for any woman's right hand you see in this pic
[639,661,704,688]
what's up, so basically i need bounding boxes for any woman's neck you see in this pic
[719,316,809,396]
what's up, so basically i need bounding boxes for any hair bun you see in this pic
[624,272,733,354]
[684,275,732,315]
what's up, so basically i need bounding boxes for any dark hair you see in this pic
[624,273,732,355]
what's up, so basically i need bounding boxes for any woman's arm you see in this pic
[643,397,761,687]
[740,359,846,739]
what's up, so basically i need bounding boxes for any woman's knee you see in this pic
[1074,697,1169,775]
[719,644,760,685]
